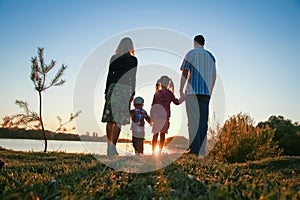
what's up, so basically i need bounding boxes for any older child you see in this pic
[150,75,185,154]
[130,96,151,154]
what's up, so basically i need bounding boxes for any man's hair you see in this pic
[194,35,205,46]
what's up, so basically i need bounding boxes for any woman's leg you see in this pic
[111,124,121,155]
[152,133,159,153]
[106,122,115,156]
[113,124,121,145]
[106,122,121,156]
[106,122,114,144]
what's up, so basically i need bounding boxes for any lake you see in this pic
[0,138,173,155]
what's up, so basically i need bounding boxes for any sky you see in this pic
[0,0,299,139]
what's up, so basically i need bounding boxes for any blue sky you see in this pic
[0,0,299,137]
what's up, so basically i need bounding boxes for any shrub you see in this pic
[259,115,300,156]
[279,134,300,156]
[211,113,282,163]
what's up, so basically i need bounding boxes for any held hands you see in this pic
[179,90,185,98]
[179,90,186,104]
[179,95,186,104]
[130,94,134,103]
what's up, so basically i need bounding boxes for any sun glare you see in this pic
[153,144,160,155]
[142,143,161,155]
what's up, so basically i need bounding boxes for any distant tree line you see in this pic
[0,128,106,142]
[0,128,138,143]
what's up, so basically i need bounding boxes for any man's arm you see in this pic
[180,70,188,97]
[210,64,217,95]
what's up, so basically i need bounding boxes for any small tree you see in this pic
[30,47,67,152]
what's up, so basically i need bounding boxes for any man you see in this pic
[180,35,216,156]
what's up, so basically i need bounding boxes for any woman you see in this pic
[101,37,138,157]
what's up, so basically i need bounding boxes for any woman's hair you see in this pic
[115,37,135,56]
[155,75,174,93]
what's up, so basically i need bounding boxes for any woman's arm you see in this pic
[104,56,116,95]
[129,56,138,97]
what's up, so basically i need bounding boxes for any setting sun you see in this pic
[153,144,160,155]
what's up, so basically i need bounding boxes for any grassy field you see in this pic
[0,150,299,200]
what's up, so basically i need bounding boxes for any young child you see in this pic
[150,75,185,154]
[130,96,151,154]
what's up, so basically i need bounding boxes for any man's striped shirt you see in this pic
[180,46,216,96]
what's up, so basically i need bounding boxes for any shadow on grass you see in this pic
[0,151,209,199]
[1,150,300,199]
[245,156,300,173]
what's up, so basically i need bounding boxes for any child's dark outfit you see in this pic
[151,87,182,153]
[130,106,151,154]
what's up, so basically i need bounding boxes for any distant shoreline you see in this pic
[0,128,188,148]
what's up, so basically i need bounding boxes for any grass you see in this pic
[0,150,299,200]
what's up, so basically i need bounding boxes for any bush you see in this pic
[211,113,282,163]
[279,134,300,156]
[260,115,300,156]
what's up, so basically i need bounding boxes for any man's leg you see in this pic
[186,95,200,154]
[198,95,210,156]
